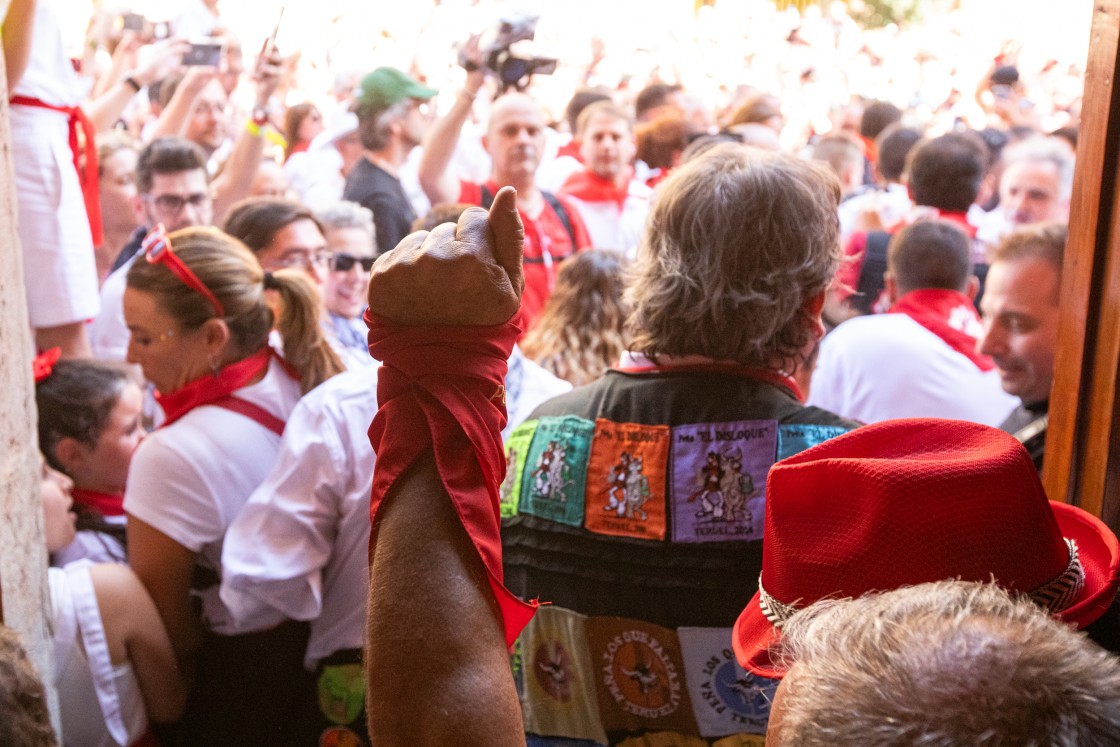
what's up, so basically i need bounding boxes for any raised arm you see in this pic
[417,37,485,205]
[365,187,527,746]
[210,40,283,224]
[86,36,187,133]
[2,0,37,92]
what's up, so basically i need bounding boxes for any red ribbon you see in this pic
[365,309,537,647]
[155,348,274,427]
[33,347,62,383]
[10,96,103,247]
[71,488,126,517]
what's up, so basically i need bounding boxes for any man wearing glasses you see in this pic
[92,137,216,360]
[316,201,378,365]
[343,67,438,256]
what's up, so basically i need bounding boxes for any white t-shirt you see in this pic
[124,357,302,634]
[808,313,1019,426]
[89,255,135,361]
[561,178,653,257]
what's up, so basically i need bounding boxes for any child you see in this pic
[39,456,186,746]
[36,352,145,564]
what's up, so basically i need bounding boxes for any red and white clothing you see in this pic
[11,0,99,327]
[559,168,652,256]
[124,356,301,634]
[809,290,1018,426]
[52,561,149,747]
[458,180,591,328]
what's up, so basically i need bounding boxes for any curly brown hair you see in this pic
[521,249,630,387]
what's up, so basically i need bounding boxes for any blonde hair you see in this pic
[126,226,344,393]
[521,249,630,387]
[626,144,840,372]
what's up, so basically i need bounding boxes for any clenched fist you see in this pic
[368,186,525,326]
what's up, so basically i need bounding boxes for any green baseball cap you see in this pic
[354,67,437,113]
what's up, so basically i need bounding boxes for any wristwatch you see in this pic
[251,104,271,125]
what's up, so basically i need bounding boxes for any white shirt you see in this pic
[562,178,652,257]
[125,358,302,635]
[808,313,1019,426]
[89,255,135,362]
[220,348,568,669]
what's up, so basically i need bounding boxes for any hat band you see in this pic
[1028,538,1085,614]
[758,538,1085,629]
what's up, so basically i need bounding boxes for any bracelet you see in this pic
[123,76,142,93]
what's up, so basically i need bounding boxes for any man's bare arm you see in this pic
[365,187,526,746]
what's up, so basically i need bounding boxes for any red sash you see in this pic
[9,95,103,247]
[365,309,537,647]
[155,348,290,433]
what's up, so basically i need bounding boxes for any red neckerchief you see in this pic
[560,167,632,211]
[155,347,275,427]
[889,288,994,371]
[9,96,102,247]
[613,353,804,402]
[365,309,537,647]
[556,140,582,161]
[71,488,125,517]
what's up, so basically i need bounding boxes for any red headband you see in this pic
[33,347,61,383]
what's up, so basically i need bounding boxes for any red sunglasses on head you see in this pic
[142,224,225,318]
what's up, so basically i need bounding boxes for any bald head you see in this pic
[485,94,547,189]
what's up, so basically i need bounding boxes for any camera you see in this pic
[182,41,223,67]
[474,13,557,92]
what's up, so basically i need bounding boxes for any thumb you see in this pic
[488,186,524,298]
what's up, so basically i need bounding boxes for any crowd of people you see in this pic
[4,0,1119,745]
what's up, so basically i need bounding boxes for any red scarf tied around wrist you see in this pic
[365,309,537,646]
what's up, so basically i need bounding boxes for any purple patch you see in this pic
[669,420,777,543]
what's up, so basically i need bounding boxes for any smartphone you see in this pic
[183,41,223,67]
[991,84,1013,101]
[267,8,285,51]
[121,13,145,32]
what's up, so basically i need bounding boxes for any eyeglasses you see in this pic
[270,249,333,273]
[330,253,376,273]
[143,224,225,317]
[144,192,211,217]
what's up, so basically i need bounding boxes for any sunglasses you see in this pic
[142,224,225,317]
[330,253,376,273]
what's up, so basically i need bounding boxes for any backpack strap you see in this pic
[480,186,578,248]
[541,191,578,248]
[853,230,891,315]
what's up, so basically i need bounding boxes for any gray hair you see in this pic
[1003,135,1076,201]
[771,580,1120,747]
[315,201,376,245]
[625,143,840,371]
[355,98,412,151]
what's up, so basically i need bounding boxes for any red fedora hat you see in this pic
[734,418,1120,679]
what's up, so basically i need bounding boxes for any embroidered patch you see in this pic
[678,627,777,737]
[669,421,777,543]
[583,420,671,540]
[502,419,539,517]
[317,663,366,726]
[585,617,699,736]
[776,424,850,461]
[520,606,608,744]
[519,416,595,526]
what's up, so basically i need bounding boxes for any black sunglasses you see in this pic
[330,253,376,273]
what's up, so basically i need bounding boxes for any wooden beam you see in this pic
[1045,0,1120,524]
